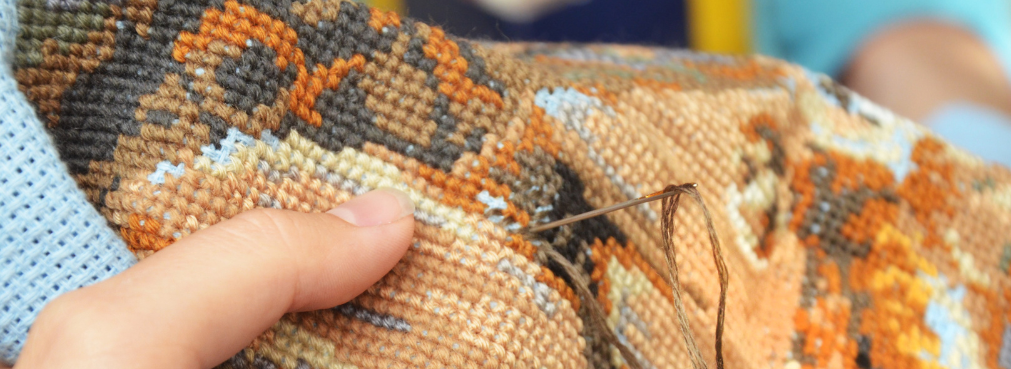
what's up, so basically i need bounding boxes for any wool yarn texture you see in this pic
[6,0,1011,368]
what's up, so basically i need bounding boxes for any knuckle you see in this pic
[227,208,305,300]
[228,208,306,256]
[231,208,293,236]
[31,288,110,339]
[26,287,146,360]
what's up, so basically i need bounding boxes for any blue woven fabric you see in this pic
[0,0,137,364]
[925,102,1011,167]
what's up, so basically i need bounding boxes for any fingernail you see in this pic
[327,188,415,227]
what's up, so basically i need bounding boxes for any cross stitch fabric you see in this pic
[5,0,1011,368]
[0,0,137,363]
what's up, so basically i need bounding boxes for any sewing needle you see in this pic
[528,183,697,233]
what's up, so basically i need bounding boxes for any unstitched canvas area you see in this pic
[2,0,1011,368]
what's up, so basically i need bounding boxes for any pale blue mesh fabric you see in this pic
[0,0,137,364]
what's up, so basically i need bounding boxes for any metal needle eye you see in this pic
[527,183,696,233]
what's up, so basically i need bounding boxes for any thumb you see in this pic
[15,188,415,369]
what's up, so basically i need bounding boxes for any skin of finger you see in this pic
[14,208,414,369]
[843,20,1011,121]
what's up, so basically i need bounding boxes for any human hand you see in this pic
[472,0,582,22]
[10,189,416,369]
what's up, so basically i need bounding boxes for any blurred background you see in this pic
[357,0,736,53]
[357,0,1011,165]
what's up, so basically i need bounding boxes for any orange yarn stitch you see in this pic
[519,107,560,156]
[840,198,899,246]
[422,27,504,108]
[367,7,400,31]
[121,213,173,252]
[490,138,523,176]
[174,0,365,127]
[589,238,614,314]
[742,113,777,145]
[829,152,894,194]
[535,266,581,311]
[361,143,530,226]
[632,78,683,92]
[294,55,367,126]
[416,163,530,225]
[897,138,961,248]
[794,297,857,369]
[505,236,537,259]
[686,58,780,82]
[574,84,620,105]
[589,237,695,315]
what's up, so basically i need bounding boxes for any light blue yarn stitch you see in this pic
[0,0,137,364]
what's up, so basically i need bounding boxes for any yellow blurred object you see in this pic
[688,0,751,54]
[362,0,404,14]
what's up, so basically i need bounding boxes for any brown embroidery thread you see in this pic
[531,183,729,369]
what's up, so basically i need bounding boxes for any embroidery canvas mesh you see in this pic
[0,0,137,363]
